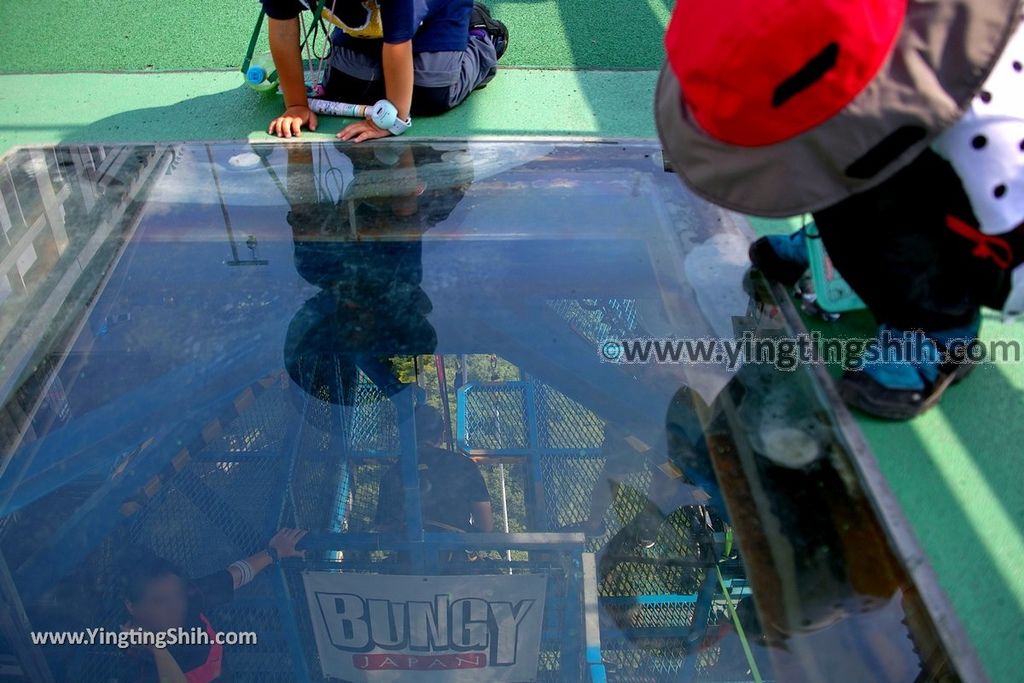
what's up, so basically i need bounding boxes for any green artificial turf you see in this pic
[0,0,670,73]
[2,0,1024,680]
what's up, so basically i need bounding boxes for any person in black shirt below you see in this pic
[116,528,307,683]
[376,405,493,534]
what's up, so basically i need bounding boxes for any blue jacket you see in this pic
[261,0,473,54]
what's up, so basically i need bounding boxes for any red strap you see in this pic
[945,215,1013,269]
[184,614,224,683]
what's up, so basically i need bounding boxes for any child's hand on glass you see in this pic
[268,105,318,138]
[337,118,391,143]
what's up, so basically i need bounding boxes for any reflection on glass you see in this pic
[0,141,962,682]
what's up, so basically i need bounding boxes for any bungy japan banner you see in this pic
[302,572,548,682]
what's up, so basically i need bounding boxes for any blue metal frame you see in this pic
[457,381,596,532]
[0,381,183,513]
[678,568,720,683]
[523,381,548,531]
[560,554,584,680]
[9,337,716,683]
[298,531,586,552]
[582,553,602,683]
[393,386,428,570]
[270,379,314,683]
[456,377,730,680]
[11,358,276,599]
[0,347,274,516]
[269,564,312,683]
[223,356,417,683]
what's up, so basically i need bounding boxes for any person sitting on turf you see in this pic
[116,529,306,683]
[262,0,509,141]
[375,404,493,534]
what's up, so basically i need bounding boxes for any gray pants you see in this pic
[324,36,498,115]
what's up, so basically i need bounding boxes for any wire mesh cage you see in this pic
[0,356,732,683]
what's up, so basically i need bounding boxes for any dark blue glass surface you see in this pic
[0,141,960,682]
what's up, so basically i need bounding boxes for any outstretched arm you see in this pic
[267,17,319,137]
[227,528,308,589]
[382,40,414,122]
[339,39,414,142]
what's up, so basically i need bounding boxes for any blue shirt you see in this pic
[261,0,472,54]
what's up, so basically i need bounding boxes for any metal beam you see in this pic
[298,531,586,552]
[11,362,280,600]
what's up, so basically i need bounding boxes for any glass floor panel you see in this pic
[0,141,963,683]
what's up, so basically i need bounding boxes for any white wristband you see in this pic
[229,560,255,587]
[388,116,412,136]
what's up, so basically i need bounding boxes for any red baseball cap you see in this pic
[657,0,1022,216]
[666,0,905,147]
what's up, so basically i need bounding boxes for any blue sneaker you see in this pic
[748,226,810,286]
[838,320,979,420]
